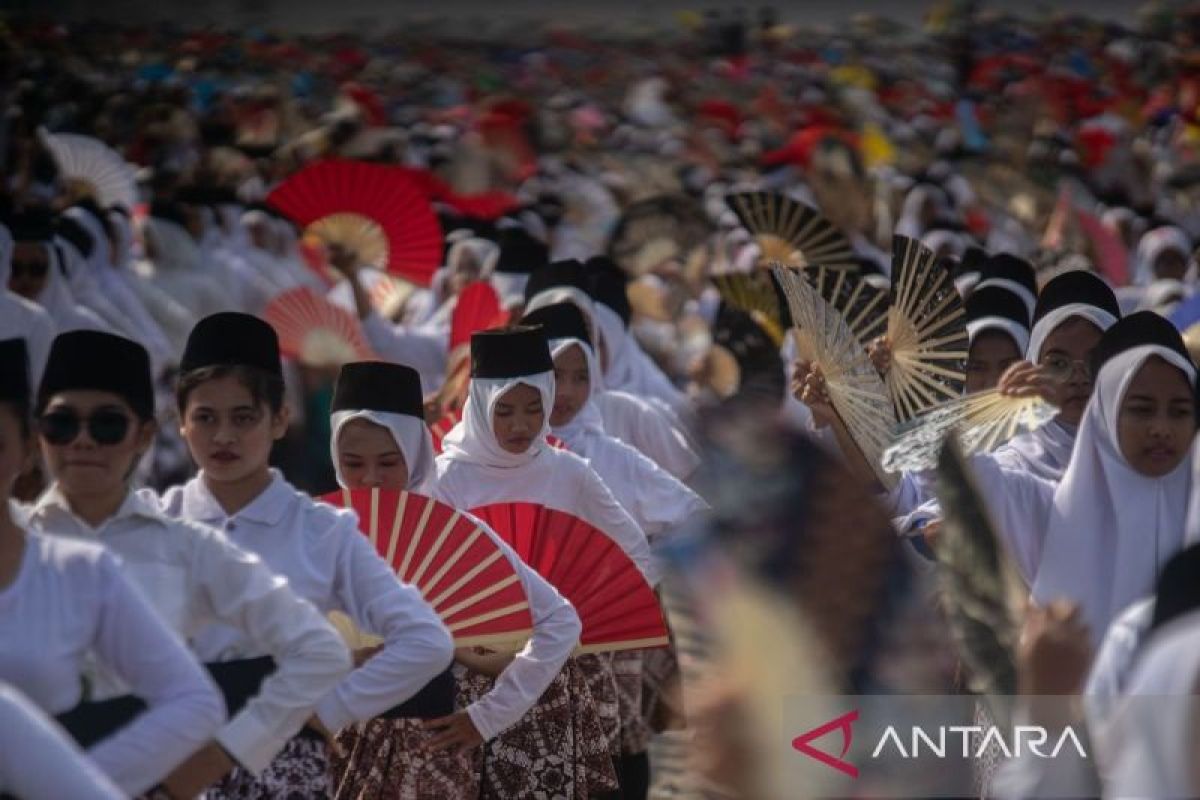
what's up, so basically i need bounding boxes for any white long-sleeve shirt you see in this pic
[595,391,701,481]
[158,471,455,733]
[0,683,124,800]
[435,447,659,585]
[28,487,352,773]
[459,515,581,740]
[0,530,224,795]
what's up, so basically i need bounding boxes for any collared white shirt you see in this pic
[27,487,352,773]
[0,528,223,795]
[157,471,454,732]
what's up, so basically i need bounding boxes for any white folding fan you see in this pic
[38,128,137,210]
[772,263,898,488]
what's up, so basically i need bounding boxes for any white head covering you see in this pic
[39,244,107,333]
[1025,303,1118,361]
[1032,345,1197,645]
[548,337,606,445]
[1133,225,1194,287]
[440,371,556,470]
[330,409,437,494]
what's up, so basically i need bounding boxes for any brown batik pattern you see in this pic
[611,649,651,755]
[574,653,620,753]
[207,735,331,799]
[330,715,480,800]
[457,660,617,799]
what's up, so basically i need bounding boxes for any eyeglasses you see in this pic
[1040,354,1093,381]
[38,410,133,446]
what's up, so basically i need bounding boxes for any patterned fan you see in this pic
[38,129,137,210]
[362,268,418,320]
[802,266,888,347]
[726,192,858,270]
[266,159,443,287]
[470,502,669,653]
[881,390,1057,474]
[263,286,377,367]
[772,263,898,488]
[320,488,535,649]
[885,237,969,423]
[710,271,788,347]
[608,194,713,276]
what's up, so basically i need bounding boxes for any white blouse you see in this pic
[595,390,701,481]
[157,471,455,733]
[361,311,449,395]
[28,487,352,773]
[0,683,123,800]
[0,530,224,795]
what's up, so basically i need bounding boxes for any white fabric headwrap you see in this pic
[1133,225,1194,286]
[966,316,1031,356]
[1025,303,1118,362]
[548,337,606,445]
[331,409,437,494]
[1032,345,1197,645]
[440,371,556,469]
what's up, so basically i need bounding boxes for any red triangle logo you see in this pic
[791,709,859,778]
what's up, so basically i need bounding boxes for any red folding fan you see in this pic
[263,286,377,367]
[470,502,668,653]
[434,282,510,411]
[266,159,443,287]
[320,488,535,649]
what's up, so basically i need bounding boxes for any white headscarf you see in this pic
[330,409,437,494]
[440,370,556,469]
[1025,303,1118,362]
[1132,225,1194,287]
[1032,345,1197,645]
[548,337,607,445]
[993,418,1078,481]
[39,244,108,333]
[966,315,1031,356]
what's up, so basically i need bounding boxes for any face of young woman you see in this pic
[551,344,591,427]
[0,404,30,499]
[179,374,288,485]
[39,390,154,500]
[1117,356,1197,477]
[1037,317,1104,426]
[336,418,410,490]
[964,330,1023,394]
[491,382,544,455]
[8,242,50,301]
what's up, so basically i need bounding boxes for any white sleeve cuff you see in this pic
[215,712,292,775]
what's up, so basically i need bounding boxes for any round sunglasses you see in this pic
[38,410,133,446]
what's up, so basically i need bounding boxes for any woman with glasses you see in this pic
[0,336,226,796]
[24,329,353,798]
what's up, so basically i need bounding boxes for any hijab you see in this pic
[1132,225,1194,287]
[330,410,437,494]
[1032,334,1197,645]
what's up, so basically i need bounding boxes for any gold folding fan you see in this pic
[885,236,969,423]
[710,271,787,347]
[772,263,898,488]
[726,191,859,270]
[881,389,1057,474]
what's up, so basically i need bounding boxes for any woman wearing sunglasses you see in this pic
[24,329,354,798]
[157,311,455,798]
[0,336,226,796]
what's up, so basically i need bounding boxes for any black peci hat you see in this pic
[523,259,589,304]
[1091,310,1192,376]
[521,302,592,347]
[494,227,549,276]
[332,361,424,418]
[470,325,553,379]
[1033,270,1121,325]
[180,312,283,377]
[38,331,154,419]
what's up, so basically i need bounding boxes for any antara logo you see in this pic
[791,709,860,778]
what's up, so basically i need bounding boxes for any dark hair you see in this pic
[176,364,285,415]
